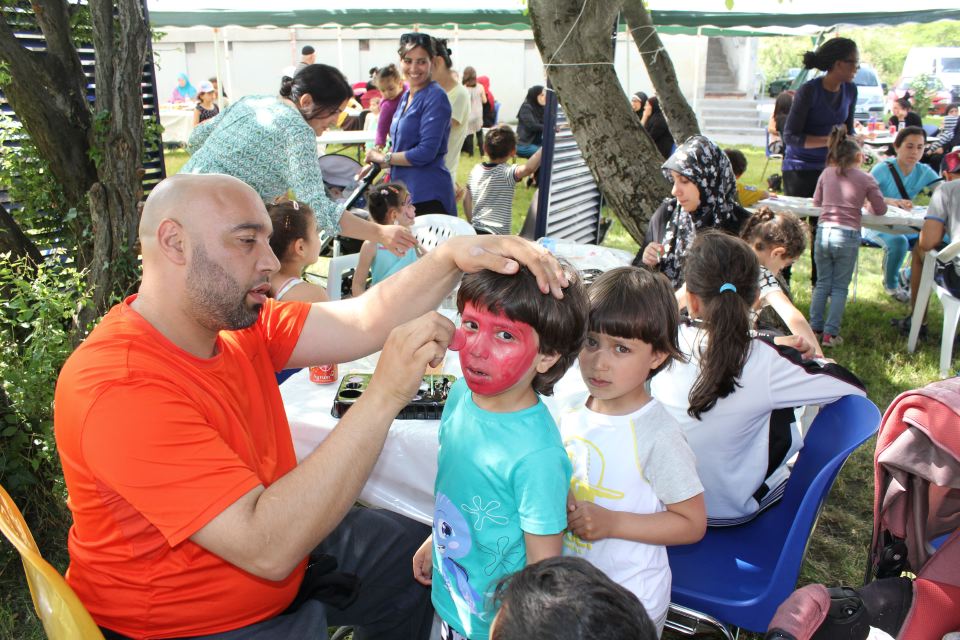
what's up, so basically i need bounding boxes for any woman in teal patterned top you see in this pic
[182,64,415,255]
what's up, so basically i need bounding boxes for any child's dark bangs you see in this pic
[588,282,649,342]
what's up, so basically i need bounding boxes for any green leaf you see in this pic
[1,425,17,437]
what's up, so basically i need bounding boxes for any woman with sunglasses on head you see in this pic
[365,33,456,216]
[183,64,416,256]
[781,37,861,285]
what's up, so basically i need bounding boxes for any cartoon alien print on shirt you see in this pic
[434,492,482,615]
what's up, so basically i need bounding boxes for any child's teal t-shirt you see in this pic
[370,245,417,285]
[432,378,572,639]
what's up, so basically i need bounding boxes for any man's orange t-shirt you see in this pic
[54,296,311,639]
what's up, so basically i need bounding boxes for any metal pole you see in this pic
[212,27,222,108]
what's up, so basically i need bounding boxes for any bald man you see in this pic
[54,174,568,640]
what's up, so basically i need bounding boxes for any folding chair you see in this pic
[761,130,783,181]
[0,484,105,640]
[665,395,881,638]
[411,214,476,252]
[907,238,960,378]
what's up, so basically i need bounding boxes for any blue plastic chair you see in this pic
[665,395,881,639]
[922,123,940,139]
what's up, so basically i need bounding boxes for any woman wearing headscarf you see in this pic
[169,73,198,104]
[630,91,648,121]
[479,76,496,128]
[183,64,415,255]
[634,135,749,288]
[642,96,675,160]
[516,85,546,158]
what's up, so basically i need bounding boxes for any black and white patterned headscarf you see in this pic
[658,135,739,288]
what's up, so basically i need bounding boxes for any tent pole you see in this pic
[213,27,222,108]
[337,26,343,72]
[221,27,232,107]
[693,26,702,123]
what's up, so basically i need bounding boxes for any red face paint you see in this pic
[458,301,540,396]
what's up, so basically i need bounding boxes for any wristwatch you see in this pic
[383,151,392,166]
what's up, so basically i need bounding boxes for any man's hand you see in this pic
[439,235,570,298]
[379,224,417,257]
[366,313,454,410]
[567,501,615,542]
[641,242,664,268]
[412,535,433,586]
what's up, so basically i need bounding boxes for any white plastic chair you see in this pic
[411,214,476,252]
[907,239,960,378]
[326,253,360,301]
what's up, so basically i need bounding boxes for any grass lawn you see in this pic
[2,145,948,638]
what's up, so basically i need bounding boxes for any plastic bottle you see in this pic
[868,113,876,132]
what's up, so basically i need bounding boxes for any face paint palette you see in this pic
[331,373,457,420]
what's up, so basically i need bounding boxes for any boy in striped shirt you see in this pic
[464,124,542,235]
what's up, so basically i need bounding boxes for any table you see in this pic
[159,106,195,145]
[753,196,926,234]
[863,134,896,147]
[317,130,377,160]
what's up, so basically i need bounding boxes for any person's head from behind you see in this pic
[894,125,926,171]
[579,266,682,412]
[267,200,320,270]
[455,264,587,400]
[662,135,737,216]
[138,174,280,332]
[376,64,403,100]
[630,91,648,113]
[723,148,748,179]
[490,556,657,640]
[366,181,415,228]
[740,207,807,276]
[301,45,316,64]
[462,66,477,87]
[397,32,437,89]
[826,125,863,176]
[483,125,518,162]
[682,231,760,420]
[279,64,353,135]
[767,173,783,193]
[892,97,913,120]
[802,36,858,83]
[942,150,960,182]
[773,90,794,118]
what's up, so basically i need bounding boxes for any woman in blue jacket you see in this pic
[366,34,456,215]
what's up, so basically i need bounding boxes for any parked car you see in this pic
[896,47,960,115]
[853,64,886,124]
[768,68,800,97]
[890,76,957,115]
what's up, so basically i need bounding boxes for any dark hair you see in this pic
[483,124,517,161]
[894,125,927,148]
[301,45,315,56]
[491,557,657,640]
[826,125,862,175]
[431,37,452,68]
[267,200,315,261]
[397,32,438,59]
[740,207,807,260]
[946,102,960,114]
[647,95,662,115]
[767,173,782,192]
[279,63,352,121]
[376,63,402,85]
[368,66,379,76]
[587,266,682,380]
[456,264,588,396]
[683,231,759,420]
[462,66,477,86]
[893,97,912,112]
[773,90,794,119]
[723,148,748,177]
[802,37,857,72]
[366,181,409,225]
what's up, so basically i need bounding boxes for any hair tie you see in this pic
[719,283,737,294]
[291,200,299,211]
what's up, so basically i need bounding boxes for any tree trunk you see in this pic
[622,0,701,143]
[0,202,42,262]
[80,0,148,327]
[528,0,669,242]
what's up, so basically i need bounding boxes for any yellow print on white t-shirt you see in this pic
[563,437,624,552]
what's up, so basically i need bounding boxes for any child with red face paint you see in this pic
[559,266,706,636]
[412,265,589,640]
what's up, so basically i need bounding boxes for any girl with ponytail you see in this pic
[809,125,886,347]
[351,182,422,296]
[651,230,866,526]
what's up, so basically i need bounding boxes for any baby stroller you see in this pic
[765,378,960,640]
[317,153,380,257]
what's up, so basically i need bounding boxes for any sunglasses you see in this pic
[400,32,433,49]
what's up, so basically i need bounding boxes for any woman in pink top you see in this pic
[810,126,887,347]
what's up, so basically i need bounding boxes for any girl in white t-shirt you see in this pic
[560,266,706,636]
[740,207,822,356]
[651,231,866,526]
[267,199,329,302]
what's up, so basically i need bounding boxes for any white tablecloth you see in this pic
[317,130,377,156]
[159,106,194,144]
[754,196,926,234]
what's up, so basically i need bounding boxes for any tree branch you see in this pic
[622,0,701,142]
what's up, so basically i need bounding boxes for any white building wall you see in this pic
[153,26,752,124]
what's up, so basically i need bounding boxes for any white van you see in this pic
[899,47,960,110]
[853,64,885,124]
